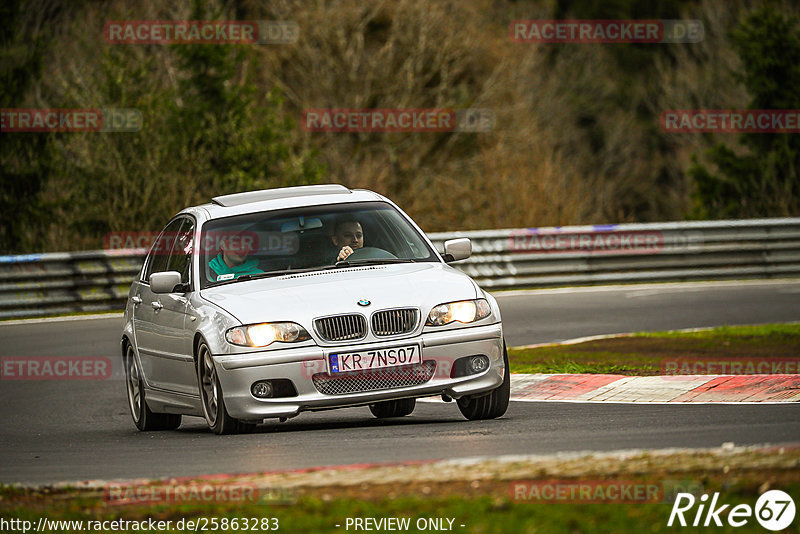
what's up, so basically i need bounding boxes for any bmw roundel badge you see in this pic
[357,299,371,307]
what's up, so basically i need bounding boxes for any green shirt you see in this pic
[209,253,263,281]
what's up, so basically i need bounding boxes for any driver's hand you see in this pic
[337,246,353,261]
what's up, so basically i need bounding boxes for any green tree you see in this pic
[0,0,55,252]
[165,0,324,196]
[548,0,695,222]
[689,6,800,218]
[2,0,325,253]
[170,42,322,195]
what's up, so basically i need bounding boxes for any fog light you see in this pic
[469,355,489,374]
[252,381,274,398]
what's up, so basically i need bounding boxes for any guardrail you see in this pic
[1,218,799,319]
[0,250,145,319]
[428,218,800,288]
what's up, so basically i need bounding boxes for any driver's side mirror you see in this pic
[443,238,471,262]
[150,271,183,294]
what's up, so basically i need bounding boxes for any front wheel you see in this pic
[197,342,255,435]
[457,344,510,421]
[369,398,416,418]
[124,343,181,431]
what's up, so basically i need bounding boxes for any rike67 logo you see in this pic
[668,490,795,531]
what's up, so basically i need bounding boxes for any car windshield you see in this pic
[200,201,438,288]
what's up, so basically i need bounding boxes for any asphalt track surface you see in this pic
[1,280,799,484]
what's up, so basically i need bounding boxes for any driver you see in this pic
[209,234,264,280]
[330,218,364,262]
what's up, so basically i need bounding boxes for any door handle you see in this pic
[131,296,142,305]
[151,301,163,310]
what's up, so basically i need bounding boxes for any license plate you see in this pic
[328,344,421,373]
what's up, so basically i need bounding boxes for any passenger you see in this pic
[209,235,263,280]
[330,218,364,262]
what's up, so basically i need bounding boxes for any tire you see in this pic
[197,342,256,435]
[457,344,510,421]
[124,343,182,431]
[369,398,416,418]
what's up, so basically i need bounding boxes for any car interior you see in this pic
[201,208,425,285]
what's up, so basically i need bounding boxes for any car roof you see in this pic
[178,184,388,221]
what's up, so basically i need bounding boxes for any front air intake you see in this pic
[371,308,419,337]
[314,314,367,342]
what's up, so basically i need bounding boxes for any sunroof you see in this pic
[211,184,352,207]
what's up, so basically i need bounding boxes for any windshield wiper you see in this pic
[208,266,337,287]
[333,258,417,268]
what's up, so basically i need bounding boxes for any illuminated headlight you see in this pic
[426,299,492,326]
[225,322,311,347]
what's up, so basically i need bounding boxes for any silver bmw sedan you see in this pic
[122,184,508,434]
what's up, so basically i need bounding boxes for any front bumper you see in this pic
[213,323,504,421]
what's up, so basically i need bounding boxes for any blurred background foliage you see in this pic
[0,0,798,253]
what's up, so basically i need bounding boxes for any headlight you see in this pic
[225,322,311,347]
[426,299,491,326]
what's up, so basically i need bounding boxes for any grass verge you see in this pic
[508,323,800,375]
[2,451,798,534]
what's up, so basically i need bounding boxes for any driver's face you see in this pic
[332,222,364,250]
[224,250,247,266]
[220,238,251,266]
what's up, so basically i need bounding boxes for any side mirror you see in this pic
[150,271,183,294]
[443,238,471,262]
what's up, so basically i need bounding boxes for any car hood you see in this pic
[200,262,479,327]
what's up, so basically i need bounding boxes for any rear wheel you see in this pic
[369,398,416,418]
[457,344,510,421]
[197,342,256,435]
[124,343,181,431]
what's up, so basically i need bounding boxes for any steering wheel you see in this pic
[342,246,397,261]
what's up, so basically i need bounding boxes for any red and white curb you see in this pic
[509,374,800,403]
